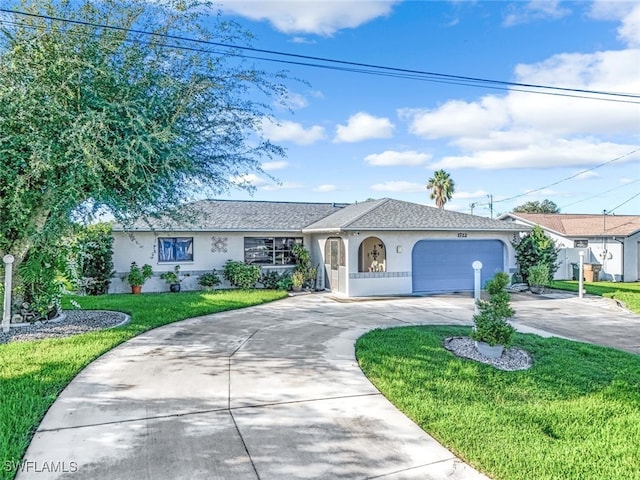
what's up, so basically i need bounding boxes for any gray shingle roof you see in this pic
[114,199,346,232]
[304,198,526,232]
[114,198,525,233]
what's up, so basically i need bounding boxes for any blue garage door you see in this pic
[412,240,504,293]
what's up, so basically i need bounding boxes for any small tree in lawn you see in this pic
[471,272,515,347]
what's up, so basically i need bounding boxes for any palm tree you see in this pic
[426,169,455,209]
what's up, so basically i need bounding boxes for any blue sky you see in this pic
[217,0,640,217]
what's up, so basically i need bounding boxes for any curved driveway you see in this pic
[18,292,639,479]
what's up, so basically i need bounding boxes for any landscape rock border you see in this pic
[0,310,129,344]
[444,336,533,371]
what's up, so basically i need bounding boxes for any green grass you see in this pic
[551,280,640,314]
[356,326,640,480]
[0,289,287,480]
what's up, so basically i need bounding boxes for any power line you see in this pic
[492,148,640,205]
[560,178,640,210]
[607,191,640,214]
[2,8,640,104]
[3,7,640,213]
[7,17,640,105]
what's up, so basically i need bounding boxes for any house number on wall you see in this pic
[457,233,468,238]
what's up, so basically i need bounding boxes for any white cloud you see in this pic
[370,180,425,192]
[364,150,431,167]
[262,182,305,191]
[453,190,489,200]
[261,118,326,145]
[618,4,640,47]
[291,37,316,44]
[261,161,289,171]
[431,136,639,170]
[503,0,571,27]
[573,170,599,180]
[219,1,401,36]
[334,112,395,143]
[280,92,309,110]
[401,96,508,139]
[230,173,269,187]
[313,184,338,192]
[404,44,640,171]
[589,1,640,47]
[588,0,635,21]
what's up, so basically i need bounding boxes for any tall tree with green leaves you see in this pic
[426,169,455,209]
[0,0,288,314]
[513,200,560,214]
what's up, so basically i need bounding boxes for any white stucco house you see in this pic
[111,198,527,297]
[500,212,640,282]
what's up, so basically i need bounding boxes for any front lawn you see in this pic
[551,280,640,314]
[0,289,287,480]
[357,326,640,480]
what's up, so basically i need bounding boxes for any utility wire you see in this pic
[491,148,640,205]
[2,8,640,104]
[560,178,640,210]
[3,8,640,212]
[607,191,640,214]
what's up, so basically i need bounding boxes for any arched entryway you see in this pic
[358,237,386,272]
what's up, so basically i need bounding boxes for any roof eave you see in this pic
[303,226,529,233]
[113,227,305,233]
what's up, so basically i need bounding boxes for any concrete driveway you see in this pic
[17,291,639,479]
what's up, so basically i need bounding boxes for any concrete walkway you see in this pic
[17,292,639,479]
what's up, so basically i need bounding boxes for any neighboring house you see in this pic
[111,198,527,297]
[500,212,640,282]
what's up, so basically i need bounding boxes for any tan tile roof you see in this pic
[508,213,640,237]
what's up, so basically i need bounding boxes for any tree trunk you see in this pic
[3,203,52,308]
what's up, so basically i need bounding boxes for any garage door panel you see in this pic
[412,240,504,293]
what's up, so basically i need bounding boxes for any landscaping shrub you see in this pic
[276,272,293,291]
[528,263,550,288]
[513,225,559,283]
[470,272,515,346]
[222,260,261,289]
[291,243,318,289]
[198,270,221,289]
[260,270,282,289]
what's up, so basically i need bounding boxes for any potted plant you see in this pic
[470,272,516,358]
[160,265,186,293]
[126,262,153,294]
[291,270,305,292]
[198,270,221,291]
[527,263,550,294]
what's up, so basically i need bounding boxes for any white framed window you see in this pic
[158,237,193,262]
[244,237,302,265]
